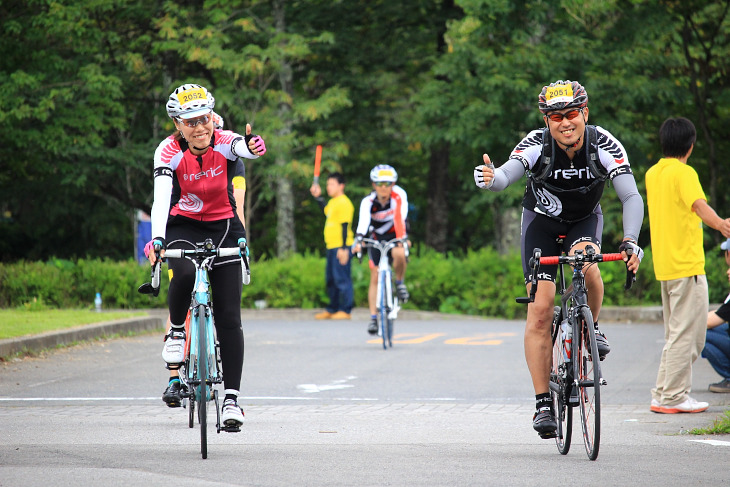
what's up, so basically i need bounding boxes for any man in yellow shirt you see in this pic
[646,117,730,414]
[310,173,355,319]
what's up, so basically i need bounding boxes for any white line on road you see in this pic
[689,439,730,447]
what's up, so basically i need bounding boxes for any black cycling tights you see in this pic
[168,260,244,392]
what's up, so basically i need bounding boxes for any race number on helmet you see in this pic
[166,83,216,120]
[538,80,588,114]
[370,164,398,183]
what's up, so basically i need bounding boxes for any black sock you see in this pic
[168,377,180,385]
[536,393,552,412]
[225,394,237,402]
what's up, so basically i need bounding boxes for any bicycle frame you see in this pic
[517,244,634,461]
[142,237,249,459]
[358,236,408,349]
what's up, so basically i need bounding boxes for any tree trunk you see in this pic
[273,0,296,257]
[494,205,520,255]
[425,144,449,252]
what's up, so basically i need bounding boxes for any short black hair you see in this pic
[327,172,345,185]
[659,117,696,158]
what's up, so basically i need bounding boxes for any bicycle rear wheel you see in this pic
[577,307,600,460]
[549,306,572,455]
[197,304,209,459]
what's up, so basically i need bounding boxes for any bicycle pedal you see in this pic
[221,425,241,433]
[539,431,558,439]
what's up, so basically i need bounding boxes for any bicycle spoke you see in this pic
[550,306,571,454]
[578,309,600,460]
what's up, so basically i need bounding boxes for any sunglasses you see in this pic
[545,109,583,123]
[177,113,212,128]
[375,182,393,187]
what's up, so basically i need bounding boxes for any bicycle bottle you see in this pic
[561,319,572,362]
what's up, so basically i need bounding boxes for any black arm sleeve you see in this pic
[341,223,348,248]
[314,196,326,211]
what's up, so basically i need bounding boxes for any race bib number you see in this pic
[176,88,207,107]
[545,85,574,106]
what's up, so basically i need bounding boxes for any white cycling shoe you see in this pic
[161,328,186,364]
[221,399,245,427]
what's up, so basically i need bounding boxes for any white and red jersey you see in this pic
[355,185,408,239]
[151,129,257,239]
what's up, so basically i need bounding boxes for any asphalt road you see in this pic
[1,311,729,486]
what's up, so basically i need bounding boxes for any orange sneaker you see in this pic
[330,311,351,320]
[314,311,333,320]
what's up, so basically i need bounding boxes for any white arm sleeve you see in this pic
[489,158,526,192]
[355,196,374,236]
[231,136,257,159]
[151,174,173,240]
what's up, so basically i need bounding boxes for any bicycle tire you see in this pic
[386,298,396,348]
[379,271,389,349]
[197,304,209,459]
[549,306,572,455]
[577,307,600,461]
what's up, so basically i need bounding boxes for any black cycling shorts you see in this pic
[520,208,603,283]
[368,232,397,268]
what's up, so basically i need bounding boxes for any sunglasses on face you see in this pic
[375,182,393,187]
[177,114,211,128]
[545,109,582,123]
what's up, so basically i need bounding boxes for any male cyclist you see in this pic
[352,164,410,335]
[473,80,643,439]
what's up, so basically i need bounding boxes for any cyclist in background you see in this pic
[352,164,410,335]
[151,111,249,409]
[473,80,643,439]
[147,83,266,428]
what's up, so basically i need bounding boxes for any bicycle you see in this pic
[356,236,409,349]
[139,237,250,459]
[517,243,634,461]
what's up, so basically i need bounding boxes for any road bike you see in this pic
[356,236,409,349]
[517,243,634,460]
[139,237,250,459]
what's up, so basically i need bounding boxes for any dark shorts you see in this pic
[520,208,603,283]
[367,232,397,268]
[166,215,245,267]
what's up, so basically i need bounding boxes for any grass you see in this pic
[0,308,147,340]
[690,410,730,435]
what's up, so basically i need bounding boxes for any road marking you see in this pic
[367,333,445,344]
[690,439,730,447]
[444,333,517,345]
[297,376,357,393]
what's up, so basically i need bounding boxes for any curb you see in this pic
[0,306,663,360]
[0,316,163,359]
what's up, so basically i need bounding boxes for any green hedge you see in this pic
[1,248,727,318]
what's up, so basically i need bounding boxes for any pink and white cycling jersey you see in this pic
[151,129,257,239]
[355,185,408,239]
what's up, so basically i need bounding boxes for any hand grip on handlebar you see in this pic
[624,247,636,290]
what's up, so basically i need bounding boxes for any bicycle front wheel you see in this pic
[197,304,209,459]
[577,307,600,461]
[379,271,389,349]
[549,306,572,455]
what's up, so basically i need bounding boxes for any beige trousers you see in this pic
[651,275,708,405]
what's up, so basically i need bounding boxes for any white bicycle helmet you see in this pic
[166,83,215,120]
[370,164,398,183]
[211,111,224,129]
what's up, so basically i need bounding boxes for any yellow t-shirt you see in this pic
[645,157,707,280]
[323,194,354,249]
